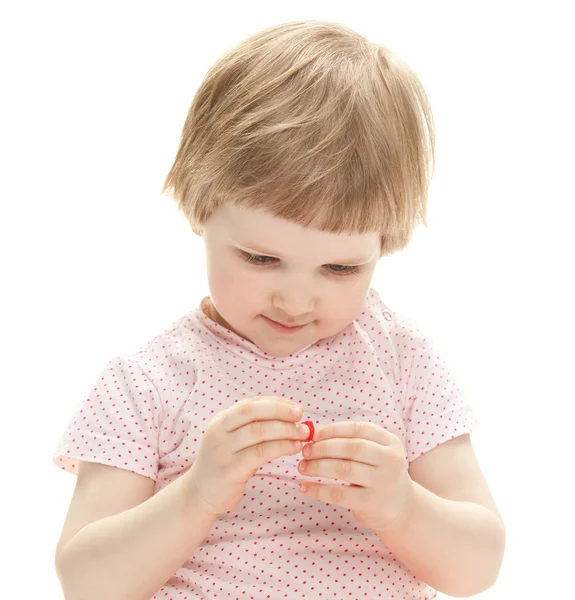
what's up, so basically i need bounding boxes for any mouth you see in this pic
[276,320,306,327]
[263,316,309,333]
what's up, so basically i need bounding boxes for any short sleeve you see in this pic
[400,326,479,463]
[52,354,164,480]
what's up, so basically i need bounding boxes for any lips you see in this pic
[263,316,310,333]
[270,319,306,328]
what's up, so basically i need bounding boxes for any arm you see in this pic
[376,434,506,597]
[56,472,218,600]
[375,479,506,597]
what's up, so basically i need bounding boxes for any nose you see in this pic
[272,289,315,320]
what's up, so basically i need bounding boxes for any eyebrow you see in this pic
[233,241,374,266]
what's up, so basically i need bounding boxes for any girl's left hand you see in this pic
[298,421,414,532]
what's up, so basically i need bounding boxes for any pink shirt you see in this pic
[53,287,478,599]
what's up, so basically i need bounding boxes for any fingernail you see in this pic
[297,423,309,437]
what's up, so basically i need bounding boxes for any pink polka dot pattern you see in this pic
[52,287,477,599]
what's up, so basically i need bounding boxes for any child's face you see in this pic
[198,204,381,357]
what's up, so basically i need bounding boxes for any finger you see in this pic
[303,438,384,466]
[227,399,309,453]
[224,396,303,433]
[299,457,374,487]
[299,481,362,510]
[233,418,310,453]
[315,421,397,446]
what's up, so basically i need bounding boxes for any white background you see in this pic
[1,1,573,598]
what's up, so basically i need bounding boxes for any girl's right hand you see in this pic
[183,396,309,517]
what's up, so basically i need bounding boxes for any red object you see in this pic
[302,420,315,443]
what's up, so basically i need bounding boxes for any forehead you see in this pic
[217,204,380,261]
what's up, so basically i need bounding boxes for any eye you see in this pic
[239,252,361,276]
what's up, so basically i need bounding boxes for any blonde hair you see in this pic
[161,20,435,258]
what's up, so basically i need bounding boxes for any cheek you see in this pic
[208,262,262,307]
[330,300,361,324]
[209,269,242,297]
[328,279,373,319]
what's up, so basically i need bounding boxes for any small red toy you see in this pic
[301,420,315,443]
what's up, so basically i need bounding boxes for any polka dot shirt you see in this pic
[53,287,478,599]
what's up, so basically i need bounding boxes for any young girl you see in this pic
[53,20,505,600]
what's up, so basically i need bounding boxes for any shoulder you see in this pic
[356,287,424,344]
[354,288,425,375]
[129,311,205,378]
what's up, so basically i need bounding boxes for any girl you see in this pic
[53,20,505,600]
